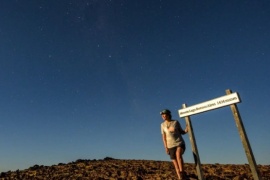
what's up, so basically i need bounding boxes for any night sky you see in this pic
[1,0,270,172]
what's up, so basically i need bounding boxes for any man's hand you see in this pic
[184,125,189,133]
[165,147,169,154]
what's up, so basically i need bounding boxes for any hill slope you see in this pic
[0,157,269,179]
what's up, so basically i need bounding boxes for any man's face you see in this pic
[161,113,170,121]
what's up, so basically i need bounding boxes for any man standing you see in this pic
[160,109,188,180]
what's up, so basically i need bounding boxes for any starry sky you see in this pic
[1,0,270,172]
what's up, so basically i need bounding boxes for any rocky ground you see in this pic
[0,157,269,180]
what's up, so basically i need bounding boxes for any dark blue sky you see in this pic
[1,0,270,171]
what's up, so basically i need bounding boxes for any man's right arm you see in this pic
[162,133,169,154]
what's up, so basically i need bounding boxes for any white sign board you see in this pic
[179,92,240,117]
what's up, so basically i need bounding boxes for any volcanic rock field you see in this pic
[0,157,269,180]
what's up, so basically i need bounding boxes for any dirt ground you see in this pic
[0,158,269,179]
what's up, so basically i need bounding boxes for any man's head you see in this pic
[160,109,172,120]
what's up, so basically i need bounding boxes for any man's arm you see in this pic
[162,133,169,154]
[176,121,188,134]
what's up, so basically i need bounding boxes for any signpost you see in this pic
[182,103,204,180]
[179,89,261,180]
[179,92,240,117]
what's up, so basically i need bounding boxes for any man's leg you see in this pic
[172,159,181,179]
[176,147,185,178]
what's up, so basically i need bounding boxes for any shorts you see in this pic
[168,144,186,160]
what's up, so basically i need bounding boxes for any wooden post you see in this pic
[226,89,261,180]
[182,104,204,180]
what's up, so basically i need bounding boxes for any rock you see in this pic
[0,159,269,179]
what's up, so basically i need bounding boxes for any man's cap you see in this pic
[160,109,171,115]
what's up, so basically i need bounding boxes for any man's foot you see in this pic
[180,171,188,180]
